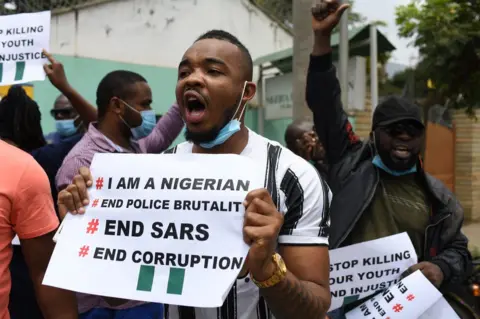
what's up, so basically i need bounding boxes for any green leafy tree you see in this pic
[396,0,480,114]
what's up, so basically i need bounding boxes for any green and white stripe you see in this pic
[136,265,185,295]
[0,61,26,83]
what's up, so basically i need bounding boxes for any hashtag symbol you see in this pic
[86,219,99,234]
[392,304,403,313]
[91,199,99,207]
[406,294,415,301]
[78,245,89,257]
[96,177,104,190]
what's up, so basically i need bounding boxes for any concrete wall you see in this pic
[33,0,293,145]
[50,0,292,68]
[454,110,480,221]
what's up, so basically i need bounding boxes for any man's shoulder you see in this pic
[0,140,31,160]
[0,141,36,176]
[61,133,96,162]
[251,133,325,191]
[55,135,96,190]
[261,137,320,181]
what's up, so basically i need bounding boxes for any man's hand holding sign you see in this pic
[55,163,332,319]
[408,262,444,288]
[243,189,284,281]
[243,188,331,318]
[57,166,93,217]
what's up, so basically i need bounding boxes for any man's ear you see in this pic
[243,82,257,103]
[110,97,124,116]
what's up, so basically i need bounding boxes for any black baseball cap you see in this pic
[372,96,424,130]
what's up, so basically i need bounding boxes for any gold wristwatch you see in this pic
[251,253,287,288]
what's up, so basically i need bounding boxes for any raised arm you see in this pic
[43,50,98,125]
[307,1,361,165]
[139,103,184,153]
[243,156,332,318]
[15,160,77,318]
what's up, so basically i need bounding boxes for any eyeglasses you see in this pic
[50,108,75,118]
[381,122,424,137]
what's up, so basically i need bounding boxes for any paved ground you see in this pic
[463,222,480,255]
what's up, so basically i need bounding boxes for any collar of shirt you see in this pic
[86,122,142,154]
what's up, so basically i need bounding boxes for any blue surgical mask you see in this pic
[119,100,156,140]
[56,116,81,137]
[200,82,248,149]
[372,155,417,176]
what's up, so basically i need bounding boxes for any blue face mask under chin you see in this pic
[56,116,81,137]
[199,82,248,149]
[118,100,156,140]
[372,155,417,176]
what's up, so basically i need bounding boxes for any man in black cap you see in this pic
[307,1,471,318]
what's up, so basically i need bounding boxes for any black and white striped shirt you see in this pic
[164,129,331,319]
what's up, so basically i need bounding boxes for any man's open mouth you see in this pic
[392,145,411,159]
[184,91,207,124]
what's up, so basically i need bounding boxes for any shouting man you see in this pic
[56,30,332,319]
[307,1,471,318]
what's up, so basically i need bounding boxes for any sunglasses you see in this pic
[50,108,75,118]
[381,122,424,137]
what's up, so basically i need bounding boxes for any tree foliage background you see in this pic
[396,0,480,114]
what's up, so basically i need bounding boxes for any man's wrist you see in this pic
[60,83,74,96]
[312,34,332,56]
[310,52,333,72]
[251,259,277,282]
[430,259,450,284]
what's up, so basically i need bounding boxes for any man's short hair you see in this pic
[195,30,253,81]
[96,70,147,119]
[285,117,314,150]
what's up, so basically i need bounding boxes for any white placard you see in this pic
[0,11,51,85]
[346,270,442,319]
[329,233,417,311]
[43,153,265,308]
[419,297,461,319]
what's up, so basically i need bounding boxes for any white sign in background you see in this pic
[264,72,293,120]
[263,57,367,120]
[0,11,50,85]
[346,270,443,319]
[43,153,265,308]
[328,233,417,311]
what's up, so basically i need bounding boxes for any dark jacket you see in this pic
[306,53,472,286]
[31,132,83,216]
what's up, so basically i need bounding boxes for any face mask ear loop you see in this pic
[232,81,248,120]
